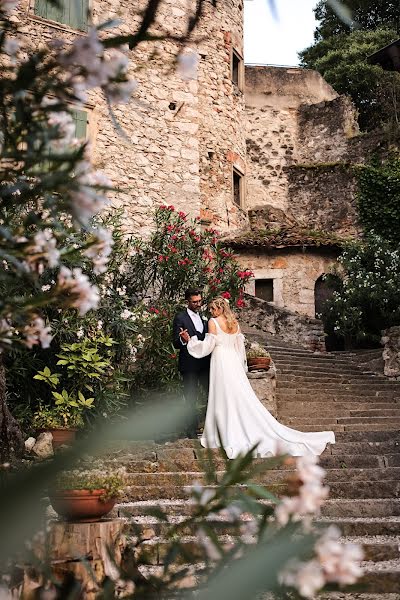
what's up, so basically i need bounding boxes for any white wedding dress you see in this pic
[188,318,335,459]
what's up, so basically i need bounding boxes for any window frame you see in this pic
[232,166,245,209]
[231,47,244,92]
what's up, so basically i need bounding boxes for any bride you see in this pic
[184,296,335,459]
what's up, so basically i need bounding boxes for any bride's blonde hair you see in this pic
[209,296,238,333]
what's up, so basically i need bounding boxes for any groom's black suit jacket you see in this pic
[172,310,210,374]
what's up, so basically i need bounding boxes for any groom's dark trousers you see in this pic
[173,311,210,437]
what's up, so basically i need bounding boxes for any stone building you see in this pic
[20,0,388,320]
[20,0,248,234]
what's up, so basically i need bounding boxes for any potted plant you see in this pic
[32,400,87,448]
[246,343,271,372]
[49,467,127,522]
[33,366,95,448]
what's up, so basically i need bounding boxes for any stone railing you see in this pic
[241,295,326,352]
[382,326,400,378]
[248,364,277,417]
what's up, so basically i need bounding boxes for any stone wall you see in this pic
[286,164,360,237]
[20,0,247,233]
[241,295,326,352]
[238,248,338,317]
[245,66,339,213]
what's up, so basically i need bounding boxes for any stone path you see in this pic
[104,333,400,597]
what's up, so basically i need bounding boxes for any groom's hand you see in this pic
[179,327,190,343]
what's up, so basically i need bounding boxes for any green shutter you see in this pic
[35,0,88,31]
[69,0,88,31]
[71,109,88,139]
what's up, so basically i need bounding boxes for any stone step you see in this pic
[280,423,400,433]
[131,514,400,539]
[119,480,400,502]
[276,387,399,402]
[320,517,400,537]
[278,366,372,375]
[278,404,400,417]
[277,375,400,385]
[282,417,400,427]
[124,467,400,487]
[329,441,400,455]
[116,498,400,519]
[134,535,400,566]
[100,453,391,473]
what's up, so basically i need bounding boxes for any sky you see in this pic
[244,0,319,66]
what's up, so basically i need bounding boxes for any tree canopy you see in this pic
[300,7,400,130]
[313,0,400,40]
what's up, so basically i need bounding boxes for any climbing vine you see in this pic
[356,155,400,243]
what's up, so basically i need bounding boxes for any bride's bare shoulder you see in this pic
[208,318,217,334]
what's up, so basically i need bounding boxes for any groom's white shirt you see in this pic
[187,308,204,334]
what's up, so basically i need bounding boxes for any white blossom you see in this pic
[0,0,18,14]
[316,526,364,585]
[76,328,84,339]
[25,229,60,271]
[3,38,19,56]
[71,162,112,224]
[177,51,199,81]
[105,79,137,104]
[83,227,114,274]
[197,527,221,561]
[0,319,12,349]
[57,266,99,315]
[279,559,325,598]
[48,111,76,148]
[23,317,52,349]
[120,309,133,320]
[41,284,51,292]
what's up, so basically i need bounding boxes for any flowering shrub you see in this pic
[122,206,253,390]
[126,205,253,307]
[323,235,400,345]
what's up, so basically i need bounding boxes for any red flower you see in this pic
[158,255,165,262]
[178,211,187,219]
[168,246,178,253]
[221,291,231,299]
[167,205,175,211]
[149,307,160,314]
[167,225,174,232]
[236,298,246,308]
[219,268,224,273]
[170,353,177,359]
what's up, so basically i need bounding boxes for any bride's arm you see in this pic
[187,319,216,358]
[234,326,248,372]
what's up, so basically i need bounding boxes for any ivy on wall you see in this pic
[356,156,400,243]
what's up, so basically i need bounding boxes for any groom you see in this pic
[173,288,210,438]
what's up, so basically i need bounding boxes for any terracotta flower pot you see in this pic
[247,356,271,372]
[49,489,116,522]
[39,428,78,449]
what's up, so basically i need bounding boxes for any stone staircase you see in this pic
[105,334,400,597]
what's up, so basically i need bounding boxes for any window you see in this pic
[233,167,244,207]
[34,0,89,31]
[232,48,244,91]
[71,108,88,139]
[255,279,274,302]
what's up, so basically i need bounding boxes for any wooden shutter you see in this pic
[34,0,88,31]
[69,0,88,31]
[71,108,88,139]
